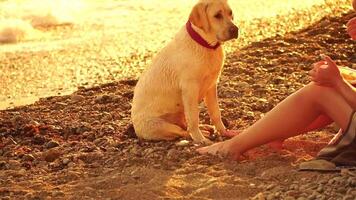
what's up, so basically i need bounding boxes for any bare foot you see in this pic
[196,140,241,160]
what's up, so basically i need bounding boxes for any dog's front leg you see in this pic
[182,81,211,144]
[204,84,226,135]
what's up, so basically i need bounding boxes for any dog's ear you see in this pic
[189,2,210,32]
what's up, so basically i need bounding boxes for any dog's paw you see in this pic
[193,137,213,146]
[199,124,215,135]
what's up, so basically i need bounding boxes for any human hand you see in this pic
[309,56,342,87]
[347,17,356,40]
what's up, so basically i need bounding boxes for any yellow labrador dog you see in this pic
[131,0,238,144]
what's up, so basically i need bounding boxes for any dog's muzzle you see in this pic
[229,25,239,39]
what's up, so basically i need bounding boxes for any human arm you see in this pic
[347,0,356,40]
[310,56,356,109]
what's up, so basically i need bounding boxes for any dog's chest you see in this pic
[198,59,223,99]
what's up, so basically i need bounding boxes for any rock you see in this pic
[77,152,103,164]
[53,191,65,198]
[272,76,285,84]
[29,120,40,126]
[167,149,179,160]
[100,125,115,134]
[122,91,134,99]
[94,137,107,146]
[102,112,113,121]
[22,154,35,162]
[153,163,161,168]
[129,145,140,156]
[175,140,190,147]
[67,161,75,168]
[266,193,274,200]
[297,197,307,200]
[71,94,85,102]
[55,102,68,108]
[95,94,115,104]
[42,149,62,162]
[266,184,275,190]
[299,159,336,171]
[307,192,317,200]
[0,161,8,170]
[340,169,352,176]
[45,140,60,149]
[343,195,355,200]
[8,160,21,170]
[33,134,46,145]
[143,148,155,156]
[336,187,347,194]
[236,81,250,91]
[251,192,265,200]
[6,137,17,145]
[316,186,323,193]
[62,158,71,165]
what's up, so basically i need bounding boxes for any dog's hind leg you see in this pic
[144,118,190,140]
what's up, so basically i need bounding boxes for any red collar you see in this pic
[186,21,220,50]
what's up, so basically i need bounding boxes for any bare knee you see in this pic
[299,82,336,104]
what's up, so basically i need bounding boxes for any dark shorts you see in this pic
[317,111,356,166]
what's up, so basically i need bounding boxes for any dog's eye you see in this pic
[214,13,222,19]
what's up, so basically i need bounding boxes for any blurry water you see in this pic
[0,0,353,109]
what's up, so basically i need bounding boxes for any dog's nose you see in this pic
[229,26,239,38]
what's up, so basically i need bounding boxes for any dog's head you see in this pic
[189,0,238,42]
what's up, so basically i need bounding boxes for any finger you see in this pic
[314,80,332,87]
[347,22,356,30]
[311,76,320,83]
[313,61,326,68]
[310,77,318,83]
[347,26,356,34]
[346,17,356,27]
[309,70,315,77]
[348,29,356,40]
[323,55,337,68]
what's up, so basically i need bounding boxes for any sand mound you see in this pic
[22,0,79,28]
[0,19,35,43]
[0,0,84,43]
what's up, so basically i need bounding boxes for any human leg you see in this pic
[198,83,353,159]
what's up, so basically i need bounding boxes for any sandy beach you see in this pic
[0,0,353,109]
[0,0,355,197]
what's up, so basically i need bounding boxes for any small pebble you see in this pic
[175,140,190,147]
[22,154,35,162]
